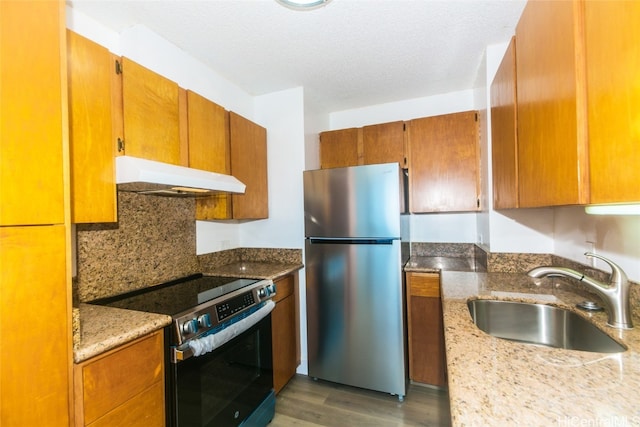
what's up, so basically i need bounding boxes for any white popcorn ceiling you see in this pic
[69,0,526,114]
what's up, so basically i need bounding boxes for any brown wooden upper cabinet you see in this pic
[67,30,118,223]
[194,110,269,220]
[1,0,66,226]
[408,111,480,213]
[362,121,405,167]
[120,57,181,165]
[319,121,405,169]
[501,0,640,209]
[583,0,640,204]
[186,90,230,174]
[319,127,360,168]
[515,0,588,208]
[490,37,519,210]
[229,112,269,219]
[183,90,233,220]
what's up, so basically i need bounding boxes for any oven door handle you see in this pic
[172,299,275,363]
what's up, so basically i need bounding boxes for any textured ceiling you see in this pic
[68,0,526,114]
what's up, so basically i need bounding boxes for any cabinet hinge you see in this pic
[117,138,125,152]
[115,59,123,75]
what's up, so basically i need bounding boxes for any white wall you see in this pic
[67,9,255,120]
[554,207,640,281]
[240,87,306,249]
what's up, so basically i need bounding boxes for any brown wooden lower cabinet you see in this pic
[271,273,300,394]
[406,272,447,387]
[74,330,165,427]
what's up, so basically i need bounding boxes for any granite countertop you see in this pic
[441,271,640,426]
[203,261,304,280]
[73,304,171,363]
[73,262,303,364]
[404,256,483,273]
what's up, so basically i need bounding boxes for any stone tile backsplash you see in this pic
[75,192,199,302]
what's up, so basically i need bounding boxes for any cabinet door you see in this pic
[272,294,297,393]
[121,57,181,165]
[516,0,589,207]
[76,331,164,427]
[408,111,480,212]
[362,121,405,167]
[0,0,65,226]
[491,37,519,209]
[186,90,233,220]
[187,90,229,173]
[67,30,117,223]
[1,225,70,426]
[271,274,299,394]
[406,272,446,387]
[319,128,360,169]
[585,1,640,204]
[230,112,268,219]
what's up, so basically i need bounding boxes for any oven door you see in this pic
[168,314,273,427]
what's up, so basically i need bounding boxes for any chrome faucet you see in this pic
[527,252,633,329]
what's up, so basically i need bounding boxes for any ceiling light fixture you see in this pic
[275,0,333,11]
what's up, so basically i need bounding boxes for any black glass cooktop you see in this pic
[89,274,261,316]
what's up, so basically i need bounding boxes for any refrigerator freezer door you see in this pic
[305,238,407,397]
[303,163,401,239]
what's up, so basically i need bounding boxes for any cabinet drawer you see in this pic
[272,274,294,303]
[79,331,164,425]
[408,273,440,298]
[88,381,164,427]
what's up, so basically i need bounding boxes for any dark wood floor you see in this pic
[271,375,452,426]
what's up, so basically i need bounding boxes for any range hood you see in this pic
[116,156,246,197]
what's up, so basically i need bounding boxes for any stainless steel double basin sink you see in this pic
[467,299,627,353]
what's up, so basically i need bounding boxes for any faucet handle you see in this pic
[584,252,628,287]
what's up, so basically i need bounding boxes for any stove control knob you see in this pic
[181,318,198,335]
[259,285,275,299]
[198,313,212,328]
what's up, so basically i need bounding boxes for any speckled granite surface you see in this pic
[198,247,302,272]
[203,261,303,280]
[76,192,199,302]
[404,256,483,273]
[73,304,171,363]
[441,271,640,426]
[411,242,477,258]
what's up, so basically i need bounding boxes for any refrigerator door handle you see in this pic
[308,238,394,245]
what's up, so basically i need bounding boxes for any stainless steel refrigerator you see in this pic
[303,162,409,400]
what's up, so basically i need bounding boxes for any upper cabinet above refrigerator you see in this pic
[318,111,480,214]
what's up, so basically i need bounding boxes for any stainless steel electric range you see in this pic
[91,273,277,427]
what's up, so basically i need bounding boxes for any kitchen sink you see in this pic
[467,299,627,353]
